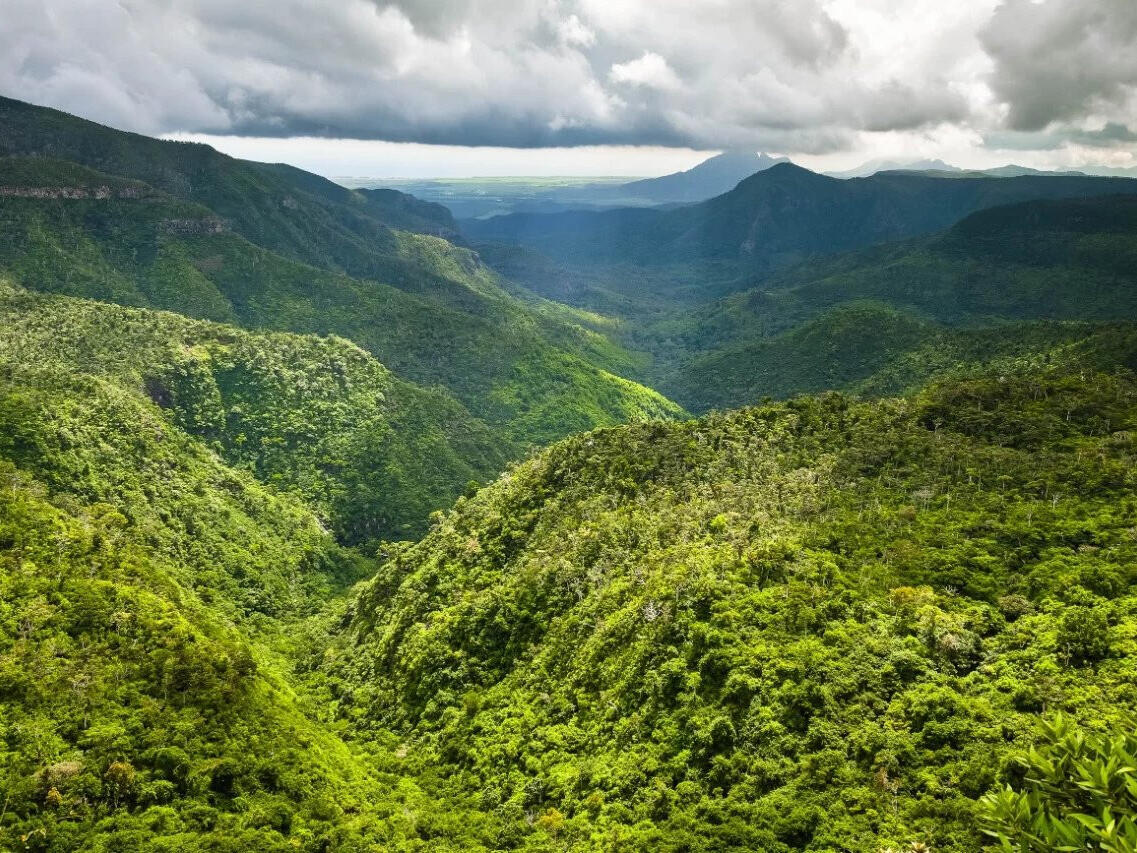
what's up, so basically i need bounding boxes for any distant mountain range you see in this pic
[347,150,790,217]
[464,161,1137,283]
[830,158,1137,179]
[617,150,788,203]
[826,157,961,178]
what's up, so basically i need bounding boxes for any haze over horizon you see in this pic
[3,0,1136,179]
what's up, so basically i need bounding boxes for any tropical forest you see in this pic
[1,3,1137,849]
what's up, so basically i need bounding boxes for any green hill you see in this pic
[0,101,685,448]
[748,194,1137,327]
[0,281,512,543]
[664,303,1137,413]
[0,96,454,269]
[331,358,1137,851]
[665,303,937,410]
[652,194,1137,411]
[0,351,388,850]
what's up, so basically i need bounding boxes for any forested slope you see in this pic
[332,357,1137,851]
[0,103,685,448]
[0,343,390,850]
[650,194,1137,411]
[0,281,515,543]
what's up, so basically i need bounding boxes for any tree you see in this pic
[1057,606,1112,665]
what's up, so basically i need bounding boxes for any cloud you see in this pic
[987,122,1137,152]
[980,0,1137,131]
[558,15,596,49]
[0,0,1133,160]
[609,52,682,91]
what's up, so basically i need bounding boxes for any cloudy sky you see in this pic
[2,0,1136,176]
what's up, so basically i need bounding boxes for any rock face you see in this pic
[0,185,147,199]
[0,184,226,234]
[158,217,228,235]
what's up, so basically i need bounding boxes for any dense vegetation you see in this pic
[0,100,684,448]
[0,281,510,543]
[664,305,1137,413]
[648,195,1137,411]
[4,94,1137,852]
[332,358,1137,851]
[0,338,391,850]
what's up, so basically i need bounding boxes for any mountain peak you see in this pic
[734,160,826,187]
[620,149,789,202]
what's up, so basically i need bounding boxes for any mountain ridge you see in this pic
[463,162,1137,283]
[0,101,687,451]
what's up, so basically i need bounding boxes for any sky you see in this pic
[2,0,1136,178]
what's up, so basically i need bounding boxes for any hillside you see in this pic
[0,281,512,543]
[0,270,532,849]
[657,194,1137,410]
[664,306,1137,414]
[0,148,685,447]
[331,358,1137,851]
[0,95,456,268]
[0,343,388,850]
[754,193,1137,325]
[464,163,1137,290]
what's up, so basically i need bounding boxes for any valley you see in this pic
[0,95,1135,852]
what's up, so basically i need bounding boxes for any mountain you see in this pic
[329,355,1137,851]
[0,99,686,448]
[0,299,392,849]
[0,281,512,542]
[463,163,1137,290]
[0,95,462,263]
[618,150,788,203]
[980,164,1087,178]
[826,157,961,178]
[656,193,1137,410]
[340,152,787,222]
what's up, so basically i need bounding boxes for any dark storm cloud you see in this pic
[987,122,1137,152]
[0,0,982,152]
[981,0,1137,132]
[1,0,1134,157]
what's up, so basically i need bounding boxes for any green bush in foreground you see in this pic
[980,715,1137,851]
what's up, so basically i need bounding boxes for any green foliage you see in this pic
[666,302,936,410]
[0,282,509,543]
[331,362,1137,851]
[0,101,685,447]
[653,195,1137,411]
[0,283,506,851]
[979,715,1137,851]
[0,371,390,850]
